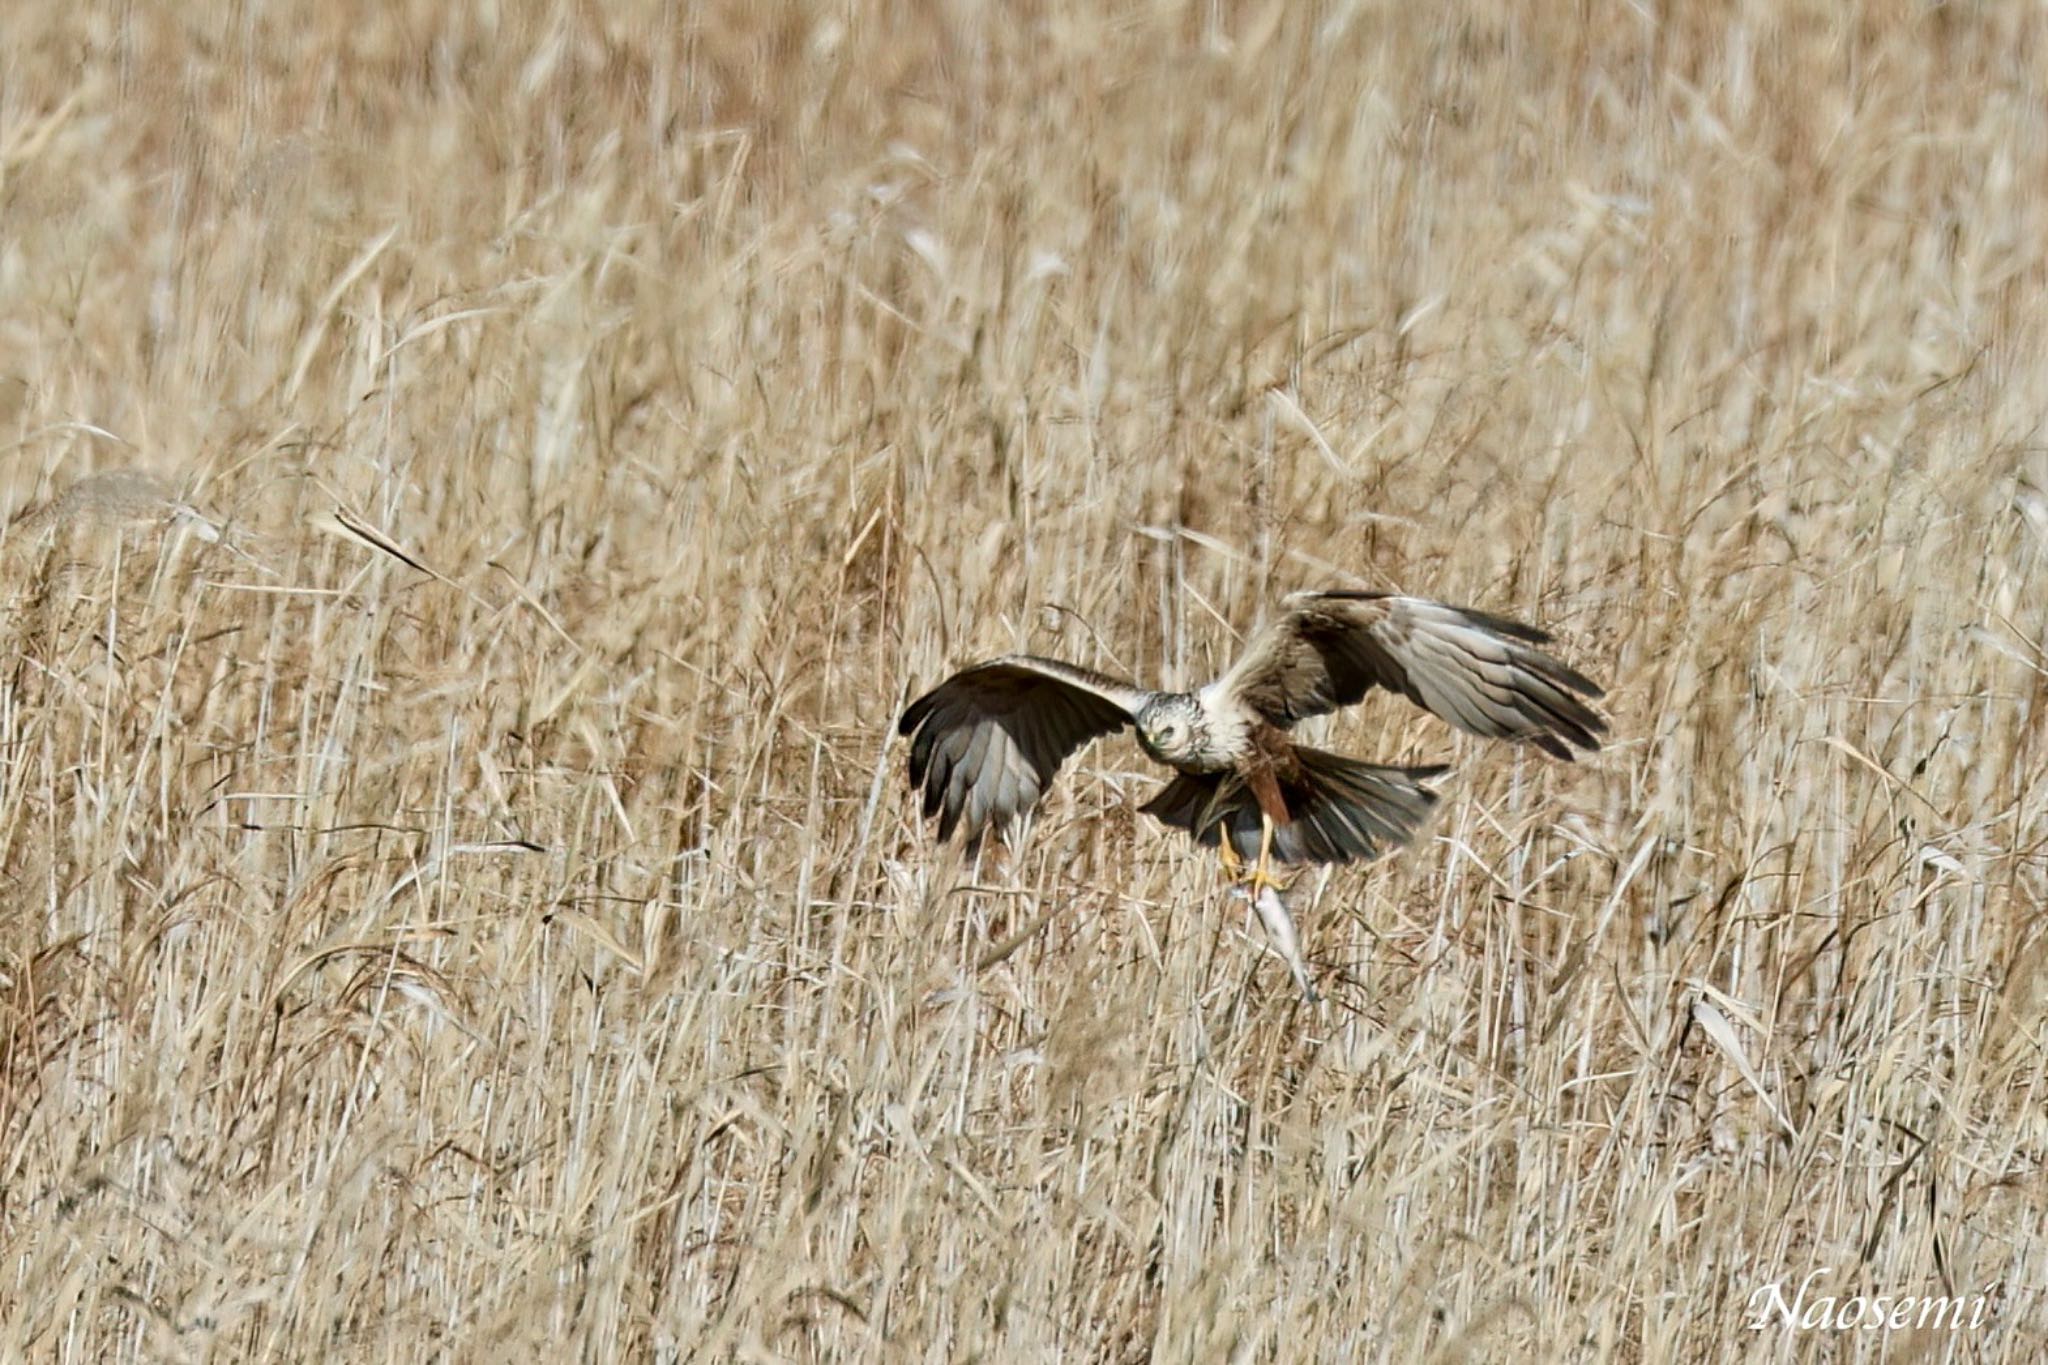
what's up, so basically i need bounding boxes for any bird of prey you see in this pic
[898,591,1605,894]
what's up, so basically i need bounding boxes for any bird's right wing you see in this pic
[1220,591,1607,759]
[897,655,1151,844]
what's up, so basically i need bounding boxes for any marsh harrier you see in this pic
[899,592,1604,893]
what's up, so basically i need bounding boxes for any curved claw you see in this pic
[1246,861,1298,894]
[1246,808,1297,895]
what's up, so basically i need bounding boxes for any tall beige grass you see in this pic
[1,2,2043,1359]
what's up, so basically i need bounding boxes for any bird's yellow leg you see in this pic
[1217,834,1245,883]
[1249,810,1292,893]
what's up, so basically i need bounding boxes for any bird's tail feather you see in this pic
[1140,748,1446,865]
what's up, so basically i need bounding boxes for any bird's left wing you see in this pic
[1219,591,1607,759]
[897,655,1152,844]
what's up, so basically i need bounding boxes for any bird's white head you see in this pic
[1136,693,1209,768]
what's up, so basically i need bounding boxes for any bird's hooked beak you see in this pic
[1135,716,1177,763]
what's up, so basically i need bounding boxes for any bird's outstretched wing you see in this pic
[1218,592,1607,759]
[898,655,1152,843]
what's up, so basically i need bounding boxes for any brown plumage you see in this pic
[1216,593,1606,759]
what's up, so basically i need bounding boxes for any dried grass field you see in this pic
[2,2,2045,1360]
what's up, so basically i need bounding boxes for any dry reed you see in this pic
[0,2,2042,1360]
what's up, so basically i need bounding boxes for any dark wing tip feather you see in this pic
[1520,650,1606,701]
[1554,663,1606,700]
[1450,603,1556,645]
[1508,674,1607,757]
[1296,589,1393,605]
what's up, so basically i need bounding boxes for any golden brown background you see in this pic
[1,2,2042,1358]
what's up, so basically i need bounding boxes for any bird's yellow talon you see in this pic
[1245,808,1291,892]
[1247,863,1295,895]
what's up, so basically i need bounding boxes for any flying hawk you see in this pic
[898,591,1605,893]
